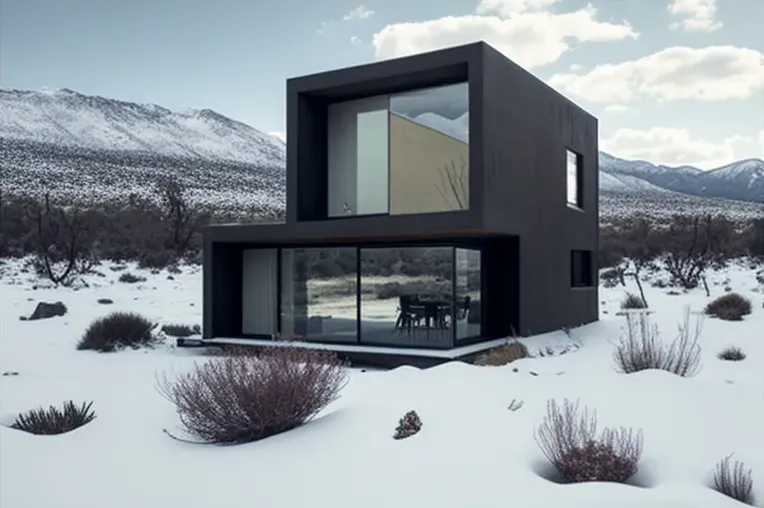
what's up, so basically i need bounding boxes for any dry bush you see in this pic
[473,340,529,366]
[713,454,755,505]
[718,346,746,361]
[393,410,422,440]
[158,346,348,444]
[535,399,643,483]
[705,293,752,321]
[77,312,155,352]
[11,400,96,435]
[621,293,647,310]
[118,272,146,284]
[614,307,702,377]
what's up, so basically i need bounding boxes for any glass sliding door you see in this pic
[359,246,454,348]
[455,248,481,341]
[280,248,357,342]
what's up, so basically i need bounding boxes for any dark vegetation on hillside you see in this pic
[1,177,762,288]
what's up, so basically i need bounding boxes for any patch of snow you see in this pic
[0,258,763,507]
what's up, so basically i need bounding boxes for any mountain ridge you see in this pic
[1,87,762,222]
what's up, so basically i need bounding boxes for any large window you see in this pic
[359,247,454,347]
[280,248,358,342]
[327,96,390,217]
[326,82,469,218]
[455,248,481,341]
[566,149,583,209]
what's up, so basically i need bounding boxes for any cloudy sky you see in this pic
[2,0,762,169]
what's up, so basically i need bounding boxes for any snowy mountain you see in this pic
[1,88,762,222]
[0,88,286,213]
[599,152,764,203]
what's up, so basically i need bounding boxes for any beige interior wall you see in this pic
[388,113,469,215]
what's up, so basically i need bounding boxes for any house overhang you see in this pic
[285,42,487,228]
[203,211,497,245]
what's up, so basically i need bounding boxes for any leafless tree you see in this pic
[155,175,203,255]
[662,214,732,291]
[436,155,468,210]
[33,194,89,286]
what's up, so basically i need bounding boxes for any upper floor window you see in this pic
[566,149,583,209]
[326,82,470,218]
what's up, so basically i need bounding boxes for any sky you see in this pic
[1,0,763,169]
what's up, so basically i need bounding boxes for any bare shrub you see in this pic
[77,312,155,352]
[614,307,702,377]
[11,400,96,435]
[118,272,146,284]
[393,410,422,440]
[705,293,752,321]
[157,346,348,444]
[473,340,529,366]
[161,323,201,337]
[534,399,643,483]
[713,454,755,505]
[718,346,746,361]
[621,293,647,310]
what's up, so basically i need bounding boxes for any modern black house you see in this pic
[194,41,599,364]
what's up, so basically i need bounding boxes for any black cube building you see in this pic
[198,41,599,364]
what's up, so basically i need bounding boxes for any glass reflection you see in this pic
[455,248,481,340]
[566,149,580,208]
[280,248,358,343]
[360,247,454,347]
[388,83,469,215]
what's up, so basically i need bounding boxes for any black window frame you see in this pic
[570,249,593,288]
[566,148,583,209]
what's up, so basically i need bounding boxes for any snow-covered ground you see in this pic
[0,258,762,508]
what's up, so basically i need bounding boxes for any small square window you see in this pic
[566,149,583,209]
[571,250,593,288]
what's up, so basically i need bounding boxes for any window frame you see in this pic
[570,249,594,288]
[565,148,584,210]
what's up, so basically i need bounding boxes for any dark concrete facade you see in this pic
[202,41,598,346]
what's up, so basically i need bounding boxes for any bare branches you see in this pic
[534,399,643,483]
[614,307,702,377]
[157,346,348,444]
[662,214,733,290]
[714,454,755,506]
[436,155,468,210]
[155,175,204,255]
[33,194,89,286]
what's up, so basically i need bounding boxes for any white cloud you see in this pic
[549,46,764,104]
[350,36,363,45]
[343,5,375,21]
[601,127,752,169]
[668,0,721,32]
[604,104,631,114]
[759,130,764,157]
[371,3,637,69]
[569,63,582,72]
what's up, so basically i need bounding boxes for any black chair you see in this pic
[394,295,424,330]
